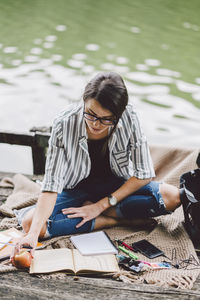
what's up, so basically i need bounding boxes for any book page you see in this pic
[0,233,12,249]
[30,248,74,274]
[0,228,23,259]
[73,249,119,274]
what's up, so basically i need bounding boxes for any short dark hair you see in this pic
[83,72,128,122]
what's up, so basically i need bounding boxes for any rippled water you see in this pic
[0,0,200,174]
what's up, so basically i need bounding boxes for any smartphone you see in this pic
[132,239,164,259]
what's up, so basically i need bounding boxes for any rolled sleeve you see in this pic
[130,112,155,179]
[41,118,66,193]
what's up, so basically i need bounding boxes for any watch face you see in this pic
[109,195,117,206]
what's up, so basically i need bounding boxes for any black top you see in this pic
[78,137,113,185]
[88,137,113,178]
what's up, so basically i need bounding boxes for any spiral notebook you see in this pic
[70,231,118,256]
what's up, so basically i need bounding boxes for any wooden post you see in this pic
[32,133,50,174]
[32,145,47,175]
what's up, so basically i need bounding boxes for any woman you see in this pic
[12,72,181,257]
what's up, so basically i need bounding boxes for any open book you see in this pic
[30,248,120,275]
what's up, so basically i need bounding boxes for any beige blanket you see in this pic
[0,144,199,289]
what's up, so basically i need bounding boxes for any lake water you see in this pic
[0,0,200,174]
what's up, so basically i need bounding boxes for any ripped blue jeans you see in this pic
[46,176,170,238]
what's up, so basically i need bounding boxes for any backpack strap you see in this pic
[196,152,200,168]
[180,186,197,226]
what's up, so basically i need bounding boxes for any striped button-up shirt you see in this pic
[41,103,155,193]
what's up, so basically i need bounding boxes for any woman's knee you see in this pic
[21,208,35,233]
[159,183,180,211]
[22,216,31,233]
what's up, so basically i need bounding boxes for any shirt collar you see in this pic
[78,105,88,141]
[116,118,123,128]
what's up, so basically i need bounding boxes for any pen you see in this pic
[139,260,151,266]
[0,242,32,249]
[117,240,137,252]
[118,245,138,260]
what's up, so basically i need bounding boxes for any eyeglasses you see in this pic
[83,112,116,126]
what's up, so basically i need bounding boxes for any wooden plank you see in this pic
[0,272,200,299]
[0,130,50,174]
[0,130,35,146]
[0,130,50,147]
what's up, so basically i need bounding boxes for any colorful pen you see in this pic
[0,242,32,249]
[118,245,138,260]
[117,240,137,252]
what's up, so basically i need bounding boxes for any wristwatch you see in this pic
[108,194,118,206]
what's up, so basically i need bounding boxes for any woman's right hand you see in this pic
[10,232,38,263]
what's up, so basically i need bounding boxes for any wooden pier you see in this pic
[1,171,200,299]
[0,129,50,175]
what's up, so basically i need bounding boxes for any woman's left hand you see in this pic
[62,203,102,228]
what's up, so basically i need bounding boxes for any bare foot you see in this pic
[119,218,157,230]
[94,215,157,231]
[94,215,120,230]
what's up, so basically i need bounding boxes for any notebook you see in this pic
[70,231,118,256]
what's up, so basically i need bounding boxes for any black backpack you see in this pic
[180,159,200,247]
